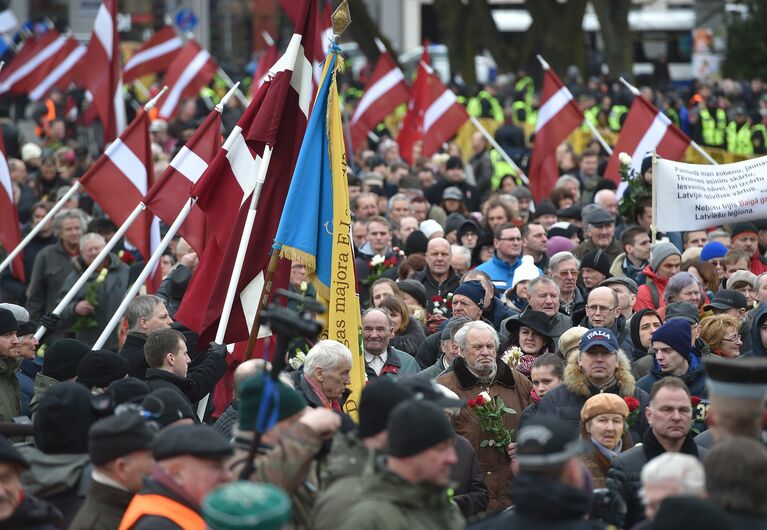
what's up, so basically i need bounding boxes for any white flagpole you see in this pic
[34,203,146,341]
[0,182,82,276]
[469,115,530,186]
[92,198,194,349]
[536,55,613,156]
[619,77,717,166]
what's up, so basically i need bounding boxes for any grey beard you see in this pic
[468,362,497,385]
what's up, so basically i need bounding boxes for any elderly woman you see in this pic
[378,295,425,357]
[580,393,632,487]
[660,272,705,318]
[367,278,401,308]
[503,309,557,378]
[699,314,742,358]
[290,340,352,412]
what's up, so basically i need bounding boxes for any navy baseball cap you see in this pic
[580,328,618,353]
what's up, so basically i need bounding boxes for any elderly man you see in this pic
[437,321,531,511]
[475,223,525,292]
[0,309,21,423]
[290,340,352,411]
[119,295,174,378]
[118,424,232,529]
[58,232,131,350]
[0,436,60,527]
[581,286,633,354]
[608,377,707,528]
[639,453,706,523]
[362,309,420,380]
[337,400,465,530]
[549,251,585,317]
[534,328,649,443]
[572,207,622,264]
[525,276,571,346]
[412,238,461,314]
[143,328,227,407]
[600,276,638,322]
[70,414,155,530]
[26,208,86,323]
[419,316,471,380]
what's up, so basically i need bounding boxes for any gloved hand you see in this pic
[40,312,61,333]
[208,341,228,357]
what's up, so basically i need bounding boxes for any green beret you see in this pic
[203,481,292,530]
[238,373,306,431]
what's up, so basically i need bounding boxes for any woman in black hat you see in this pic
[502,309,558,379]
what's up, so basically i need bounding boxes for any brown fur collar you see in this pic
[453,357,518,391]
[563,350,636,398]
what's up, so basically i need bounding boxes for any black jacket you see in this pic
[415,331,443,370]
[468,474,607,529]
[390,318,426,357]
[2,494,62,530]
[607,430,707,528]
[120,332,149,379]
[452,434,489,517]
[411,267,461,316]
[145,350,227,405]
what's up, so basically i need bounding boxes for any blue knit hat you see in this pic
[453,280,486,309]
[651,319,692,360]
[700,241,728,262]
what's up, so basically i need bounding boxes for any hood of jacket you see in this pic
[630,308,661,355]
[642,263,670,288]
[749,303,767,357]
[17,445,90,498]
[563,346,636,398]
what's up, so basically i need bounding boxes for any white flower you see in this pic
[618,152,632,166]
[299,281,308,292]
[371,254,385,266]
[96,268,108,283]
[479,391,492,403]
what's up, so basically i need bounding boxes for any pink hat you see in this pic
[546,235,575,257]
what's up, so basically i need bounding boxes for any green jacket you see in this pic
[0,356,22,421]
[336,471,464,530]
[318,430,374,490]
[29,371,58,416]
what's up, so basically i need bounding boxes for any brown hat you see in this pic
[580,393,629,427]
[557,326,589,359]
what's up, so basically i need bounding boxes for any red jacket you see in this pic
[634,265,671,311]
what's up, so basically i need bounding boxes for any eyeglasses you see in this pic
[721,335,742,343]
[557,270,579,277]
[585,304,616,314]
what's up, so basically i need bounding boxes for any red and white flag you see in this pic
[528,65,584,202]
[0,31,66,96]
[156,39,218,119]
[175,0,318,345]
[144,106,222,256]
[253,43,279,91]
[398,52,468,164]
[604,96,691,189]
[350,42,409,149]
[0,134,24,282]
[26,38,86,102]
[79,0,126,142]
[78,110,162,290]
[123,26,183,83]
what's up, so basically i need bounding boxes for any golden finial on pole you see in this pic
[331,0,351,42]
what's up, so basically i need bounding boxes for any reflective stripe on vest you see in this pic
[118,493,206,530]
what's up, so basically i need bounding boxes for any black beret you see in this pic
[89,412,155,465]
[152,424,233,461]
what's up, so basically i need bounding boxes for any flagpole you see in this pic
[535,55,613,156]
[469,115,529,186]
[619,76,718,166]
[92,198,195,349]
[33,202,146,341]
[0,182,81,276]
[243,246,280,361]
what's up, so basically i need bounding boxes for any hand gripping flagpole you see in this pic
[33,87,169,342]
[619,77,718,165]
[536,55,613,156]
[91,83,241,350]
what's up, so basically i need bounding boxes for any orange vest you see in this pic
[118,493,205,530]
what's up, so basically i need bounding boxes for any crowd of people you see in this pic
[0,65,767,529]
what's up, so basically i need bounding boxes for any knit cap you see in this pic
[512,255,541,289]
[651,319,692,360]
[700,241,728,262]
[651,242,681,271]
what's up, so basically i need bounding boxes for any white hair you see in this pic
[451,245,471,269]
[79,232,105,252]
[303,340,353,377]
[594,189,617,206]
[640,453,705,502]
[549,251,580,272]
[454,321,499,352]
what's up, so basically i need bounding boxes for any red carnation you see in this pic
[691,396,701,407]
[432,295,443,302]
[624,396,640,412]
[474,394,486,406]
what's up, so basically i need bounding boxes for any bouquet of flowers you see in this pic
[71,267,108,333]
[431,293,453,316]
[468,391,517,455]
[363,248,404,286]
[624,396,640,428]
[617,152,635,182]
[501,346,523,368]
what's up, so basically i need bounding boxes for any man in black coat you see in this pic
[143,328,227,408]
[607,377,707,528]
[119,295,174,378]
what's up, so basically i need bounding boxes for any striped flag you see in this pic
[156,39,217,119]
[123,26,183,83]
[144,106,222,256]
[79,0,126,142]
[26,38,86,102]
[0,31,64,96]
[350,42,409,149]
[78,110,162,290]
[398,51,468,164]
[0,133,23,282]
[528,65,584,201]
[604,96,691,189]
